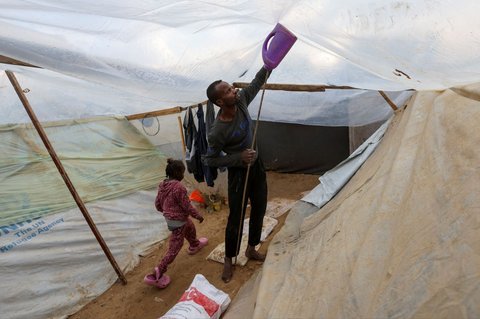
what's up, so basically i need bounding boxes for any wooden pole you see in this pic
[378,90,398,111]
[234,82,401,112]
[5,70,127,285]
[126,100,208,120]
[0,55,40,68]
[125,86,412,122]
[232,82,357,91]
[177,115,186,158]
[126,106,184,120]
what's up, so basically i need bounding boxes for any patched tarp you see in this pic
[0,116,170,319]
[247,85,480,318]
[0,116,165,224]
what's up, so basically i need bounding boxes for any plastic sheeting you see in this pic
[0,63,412,127]
[0,189,169,319]
[248,89,412,126]
[0,64,166,125]
[0,116,166,225]
[1,1,478,125]
[250,85,480,318]
[302,116,392,207]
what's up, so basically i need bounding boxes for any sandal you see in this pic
[187,237,208,255]
[143,266,171,289]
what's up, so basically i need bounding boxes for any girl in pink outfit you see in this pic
[144,159,208,289]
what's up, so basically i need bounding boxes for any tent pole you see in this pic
[126,100,208,120]
[5,70,128,285]
[0,55,40,68]
[177,115,187,159]
[232,82,354,91]
[378,91,398,111]
[126,106,185,120]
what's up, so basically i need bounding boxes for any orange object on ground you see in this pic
[189,189,205,203]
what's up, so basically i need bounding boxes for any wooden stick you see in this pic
[5,70,127,285]
[378,90,398,111]
[232,82,358,91]
[126,106,184,120]
[126,100,209,120]
[177,116,186,158]
[235,82,401,112]
[0,55,40,68]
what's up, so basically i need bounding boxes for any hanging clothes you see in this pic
[197,104,218,186]
[183,106,198,175]
[205,101,227,173]
[184,104,218,186]
[205,100,216,137]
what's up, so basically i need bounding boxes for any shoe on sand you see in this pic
[144,266,171,289]
[188,237,208,255]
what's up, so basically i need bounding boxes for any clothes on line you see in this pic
[184,104,218,187]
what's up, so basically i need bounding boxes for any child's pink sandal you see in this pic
[144,266,171,289]
[187,237,208,255]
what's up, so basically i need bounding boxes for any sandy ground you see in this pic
[69,171,320,319]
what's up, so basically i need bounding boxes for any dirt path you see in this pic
[69,172,319,319]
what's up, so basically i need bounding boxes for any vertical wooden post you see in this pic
[5,70,127,285]
[177,115,186,158]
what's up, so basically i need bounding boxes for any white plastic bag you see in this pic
[160,274,231,319]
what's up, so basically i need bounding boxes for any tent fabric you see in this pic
[2,1,479,93]
[251,86,480,318]
[248,89,412,126]
[302,116,392,206]
[0,116,166,225]
[1,1,476,126]
[0,2,479,318]
[0,63,412,127]
[0,188,169,319]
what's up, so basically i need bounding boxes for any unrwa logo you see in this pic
[0,216,43,237]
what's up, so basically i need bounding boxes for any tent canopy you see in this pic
[250,84,480,319]
[1,0,479,126]
[1,2,480,319]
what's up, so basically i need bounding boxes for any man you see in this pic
[204,66,270,282]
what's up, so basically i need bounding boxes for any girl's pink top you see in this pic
[155,179,202,221]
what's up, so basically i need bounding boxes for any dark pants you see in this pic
[225,158,267,258]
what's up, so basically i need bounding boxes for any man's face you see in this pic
[216,81,238,107]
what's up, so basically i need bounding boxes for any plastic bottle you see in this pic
[262,23,297,70]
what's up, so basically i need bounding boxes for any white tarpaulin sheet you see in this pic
[250,85,480,318]
[0,61,412,127]
[1,1,479,125]
[0,189,168,319]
